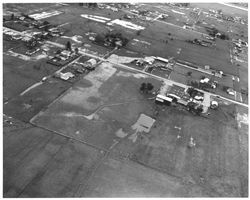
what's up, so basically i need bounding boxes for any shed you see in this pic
[177,99,189,106]
[156,94,173,106]
[155,56,169,63]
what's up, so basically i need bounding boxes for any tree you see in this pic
[187,71,192,76]
[45,26,49,32]
[95,34,104,44]
[88,3,97,8]
[181,3,190,7]
[187,87,197,97]
[140,82,146,93]
[75,47,79,54]
[66,41,72,51]
[56,49,62,54]
[195,106,203,115]
[147,83,154,92]
[217,9,222,15]
[43,21,49,25]
[11,13,14,20]
[220,33,229,40]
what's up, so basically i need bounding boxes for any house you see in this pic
[136,58,145,66]
[167,84,186,99]
[177,99,189,106]
[61,50,71,57]
[115,40,123,47]
[204,65,210,70]
[194,95,204,101]
[210,100,218,109]
[26,48,40,56]
[59,72,75,80]
[86,58,97,66]
[227,88,236,96]
[159,14,168,19]
[144,56,155,64]
[84,58,97,70]
[22,36,32,42]
[200,77,210,83]
[19,16,25,21]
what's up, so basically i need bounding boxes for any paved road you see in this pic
[122,8,209,37]
[218,3,248,12]
[18,50,82,97]
[79,49,248,108]
[4,27,248,108]
[41,40,249,109]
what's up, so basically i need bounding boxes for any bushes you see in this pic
[95,32,129,48]
[220,33,229,40]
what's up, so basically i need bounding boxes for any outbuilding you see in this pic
[155,94,173,106]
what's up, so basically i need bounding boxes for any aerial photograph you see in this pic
[3,2,248,198]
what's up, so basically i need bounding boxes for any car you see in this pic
[226,88,236,96]
[42,77,48,82]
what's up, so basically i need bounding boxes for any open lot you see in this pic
[31,62,161,150]
[4,77,72,122]
[3,54,59,101]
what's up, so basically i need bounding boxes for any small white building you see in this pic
[200,78,210,83]
[227,88,236,96]
[155,94,173,105]
[86,58,97,66]
[60,72,75,80]
[210,100,218,109]
[155,56,169,63]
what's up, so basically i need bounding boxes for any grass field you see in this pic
[31,62,161,150]
[126,21,237,75]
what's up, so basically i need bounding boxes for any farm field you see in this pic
[3,120,104,197]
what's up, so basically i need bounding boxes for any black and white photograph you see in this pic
[2,1,248,198]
